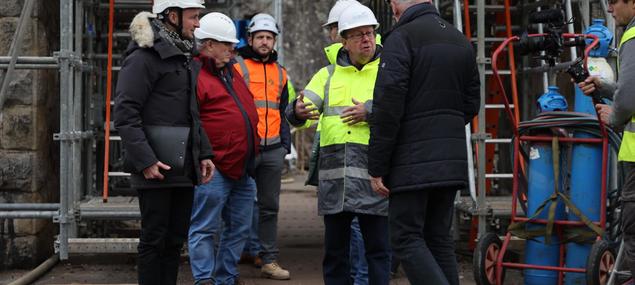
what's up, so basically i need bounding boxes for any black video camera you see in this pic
[515,8,572,65]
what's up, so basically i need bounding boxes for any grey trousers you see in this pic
[254,146,287,263]
[621,162,635,278]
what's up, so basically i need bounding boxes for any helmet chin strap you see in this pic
[164,8,184,39]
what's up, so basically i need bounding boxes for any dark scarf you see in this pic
[152,19,193,53]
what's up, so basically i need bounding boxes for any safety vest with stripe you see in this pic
[234,56,288,148]
[302,55,387,216]
[617,26,635,161]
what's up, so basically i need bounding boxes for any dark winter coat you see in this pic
[368,3,480,193]
[197,55,260,180]
[114,12,213,189]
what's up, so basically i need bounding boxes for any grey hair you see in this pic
[195,38,210,51]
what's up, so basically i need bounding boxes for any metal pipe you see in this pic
[0,211,57,219]
[0,203,60,210]
[476,0,487,239]
[7,254,59,285]
[523,61,575,73]
[71,0,84,239]
[454,0,476,204]
[537,8,549,92]
[274,0,284,65]
[0,56,57,64]
[0,64,59,69]
[0,0,36,114]
[565,0,578,59]
[579,0,590,30]
[58,0,73,261]
[80,212,141,219]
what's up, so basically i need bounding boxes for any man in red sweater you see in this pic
[187,12,259,285]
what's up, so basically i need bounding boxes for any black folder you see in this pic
[144,125,190,177]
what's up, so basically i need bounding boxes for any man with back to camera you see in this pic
[368,0,480,284]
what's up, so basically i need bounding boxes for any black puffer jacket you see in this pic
[368,3,480,193]
[114,12,213,189]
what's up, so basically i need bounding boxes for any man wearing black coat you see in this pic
[368,1,480,284]
[113,2,214,284]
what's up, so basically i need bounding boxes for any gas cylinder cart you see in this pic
[472,29,626,285]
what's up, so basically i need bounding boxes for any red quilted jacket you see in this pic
[196,56,259,180]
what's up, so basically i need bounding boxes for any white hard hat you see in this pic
[195,12,239,43]
[152,0,205,14]
[323,0,361,27]
[338,5,379,36]
[248,13,279,35]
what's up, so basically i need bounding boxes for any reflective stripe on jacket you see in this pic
[617,26,635,161]
[302,47,387,216]
[234,55,288,148]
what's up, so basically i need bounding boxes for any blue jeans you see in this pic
[188,172,256,285]
[350,217,369,285]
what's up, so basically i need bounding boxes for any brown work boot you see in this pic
[261,262,290,280]
[238,252,255,264]
[253,256,264,268]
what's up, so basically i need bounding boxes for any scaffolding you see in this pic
[0,0,148,260]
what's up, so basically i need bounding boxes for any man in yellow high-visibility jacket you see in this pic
[286,4,390,284]
[578,0,635,279]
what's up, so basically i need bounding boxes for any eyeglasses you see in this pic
[346,31,376,41]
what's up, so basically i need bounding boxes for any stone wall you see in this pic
[0,0,60,269]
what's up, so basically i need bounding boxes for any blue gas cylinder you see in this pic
[584,19,613,58]
[524,142,567,285]
[525,90,568,285]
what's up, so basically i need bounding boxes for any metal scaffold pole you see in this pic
[274,0,284,65]
[71,0,85,238]
[58,0,74,260]
[476,0,488,238]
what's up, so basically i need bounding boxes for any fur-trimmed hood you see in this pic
[129,11,156,48]
[125,11,186,60]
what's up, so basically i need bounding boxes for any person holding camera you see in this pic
[578,0,635,280]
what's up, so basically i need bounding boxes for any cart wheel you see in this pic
[473,232,505,285]
[586,240,616,285]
